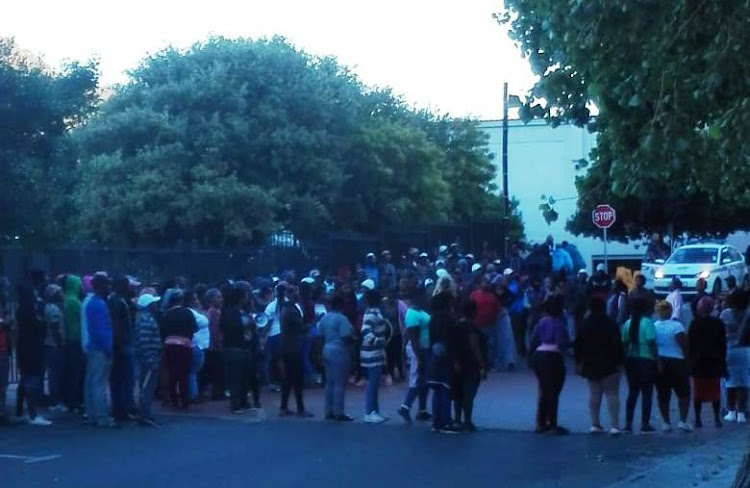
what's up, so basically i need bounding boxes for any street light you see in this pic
[502,82,523,258]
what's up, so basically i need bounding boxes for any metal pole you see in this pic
[502,82,510,259]
[603,227,608,271]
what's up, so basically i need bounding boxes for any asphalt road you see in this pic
[0,413,741,488]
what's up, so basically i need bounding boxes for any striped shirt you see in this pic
[360,307,388,368]
[135,309,162,365]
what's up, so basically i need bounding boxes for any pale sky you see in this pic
[1,0,536,120]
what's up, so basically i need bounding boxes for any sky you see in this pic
[1,0,536,120]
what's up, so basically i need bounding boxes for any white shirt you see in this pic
[654,319,686,359]
[666,290,684,322]
[263,299,303,337]
[190,308,210,349]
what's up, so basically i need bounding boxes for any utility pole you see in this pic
[501,82,510,260]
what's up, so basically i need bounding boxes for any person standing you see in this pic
[653,301,692,432]
[108,275,136,422]
[688,297,727,428]
[202,288,225,400]
[530,295,570,434]
[161,290,198,410]
[134,294,162,427]
[0,278,11,426]
[360,289,389,423]
[621,298,658,434]
[221,286,252,413]
[470,278,500,370]
[319,293,355,421]
[450,300,485,432]
[84,275,116,428]
[666,278,685,323]
[184,291,209,403]
[606,280,629,327]
[428,290,460,433]
[279,285,313,417]
[62,275,85,414]
[16,283,51,426]
[43,284,66,413]
[398,291,432,423]
[721,290,750,423]
[574,297,625,435]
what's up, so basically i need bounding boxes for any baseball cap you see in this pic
[466,254,475,260]
[436,268,450,279]
[419,252,429,258]
[439,245,448,253]
[503,268,514,277]
[137,294,161,309]
[301,277,315,284]
[366,252,375,258]
[361,279,375,290]
[596,263,606,272]
[471,263,482,273]
[578,268,588,275]
[309,269,321,278]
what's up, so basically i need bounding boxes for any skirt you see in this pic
[692,377,721,402]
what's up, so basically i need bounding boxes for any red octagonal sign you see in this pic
[592,204,616,229]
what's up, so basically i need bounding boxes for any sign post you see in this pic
[592,204,616,270]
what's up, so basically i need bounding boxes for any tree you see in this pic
[74,36,520,246]
[500,0,750,241]
[0,38,99,246]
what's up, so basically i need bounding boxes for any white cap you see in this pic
[471,263,482,273]
[466,254,475,260]
[361,279,375,290]
[301,277,315,284]
[366,252,375,258]
[503,268,514,277]
[137,294,161,309]
[419,252,429,258]
[309,269,321,278]
[578,268,588,275]
[439,245,448,253]
[424,278,434,288]
[436,268,450,279]
[596,263,606,272]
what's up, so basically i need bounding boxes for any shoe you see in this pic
[738,413,747,424]
[695,419,703,429]
[96,418,120,428]
[415,411,432,422]
[724,411,738,422]
[354,379,366,387]
[589,425,604,434]
[715,418,723,428]
[463,422,478,433]
[231,409,245,415]
[662,423,672,433]
[28,416,53,426]
[621,427,633,435]
[49,404,67,414]
[138,417,162,428]
[398,405,412,423]
[334,414,354,422]
[641,425,658,435]
[552,426,570,436]
[278,409,293,417]
[364,412,387,424]
[608,428,622,436]
[678,421,693,432]
[384,375,393,386]
[439,425,462,434]
[297,411,314,418]
[325,414,336,421]
[535,424,551,434]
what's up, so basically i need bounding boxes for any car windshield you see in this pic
[668,248,719,265]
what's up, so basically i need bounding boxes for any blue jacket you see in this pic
[86,296,113,355]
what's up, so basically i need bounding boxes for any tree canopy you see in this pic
[70,37,519,247]
[501,0,750,241]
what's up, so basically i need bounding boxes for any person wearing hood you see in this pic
[108,275,136,422]
[16,283,51,426]
[135,293,162,427]
[63,275,85,413]
[85,274,116,428]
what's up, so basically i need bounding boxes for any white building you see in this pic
[478,119,749,271]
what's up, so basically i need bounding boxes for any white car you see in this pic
[649,243,748,297]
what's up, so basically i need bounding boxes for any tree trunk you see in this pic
[732,444,750,488]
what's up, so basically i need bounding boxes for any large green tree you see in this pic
[0,38,99,246]
[500,0,750,241]
[74,37,519,246]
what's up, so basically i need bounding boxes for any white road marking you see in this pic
[0,453,62,464]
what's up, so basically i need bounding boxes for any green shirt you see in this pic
[622,317,657,359]
[405,308,431,349]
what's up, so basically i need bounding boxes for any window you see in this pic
[668,248,718,264]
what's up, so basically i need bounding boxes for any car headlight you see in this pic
[697,270,710,279]
[655,269,664,279]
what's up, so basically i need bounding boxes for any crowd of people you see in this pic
[0,236,749,437]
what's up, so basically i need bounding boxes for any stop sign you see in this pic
[592,204,616,229]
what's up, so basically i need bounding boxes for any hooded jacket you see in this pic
[64,275,83,344]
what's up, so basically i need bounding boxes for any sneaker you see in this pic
[551,426,570,436]
[384,375,393,386]
[738,413,747,424]
[28,416,53,426]
[334,414,354,422]
[231,408,245,415]
[662,423,672,433]
[463,422,478,433]
[589,425,604,434]
[398,405,412,423]
[354,379,366,387]
[49,404,67,414]
[296,411,314,418]
[325,413,336,421]
[641,425,658,435]
[364,412,387,424]
[415,411,432,422]
[609,428,622,436]
[439,425,462,434]
[278,409,293,417]
[138,417,162,428]
[724,411,738,423]
[621,427,633,435]
[678,421,693,432]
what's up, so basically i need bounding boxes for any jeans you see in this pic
[365,365,381,414]
[138,360,160,419]
[532,351,566,429]
[481,325,498,369]
[323,345,349,416]
[224,348,250,411]
[202,350,225,399]
[453,370,481,424]
[587,371,621,429]
[45,345,64,405]
[403,345,430,411]
[431,384,452,429]
[85,350,113,425]
[0,351,8,417]
[266,335,282,386]
[164,344,192,409]
[189,346,205,400]
[625,357,656,428]
[495,313,517,370]
[110,347,135,420]
[281,353,304,412]
[63,343,85,410]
